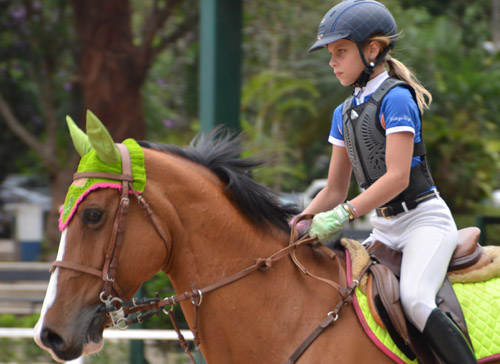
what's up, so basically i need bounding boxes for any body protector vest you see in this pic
[342,78,434,204]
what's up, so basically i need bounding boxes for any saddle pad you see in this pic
[346,250,500,363]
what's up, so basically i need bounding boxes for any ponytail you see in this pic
[366,35,432,114]
[386,56,432,113]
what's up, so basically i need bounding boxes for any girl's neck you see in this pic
[354,70,389,104]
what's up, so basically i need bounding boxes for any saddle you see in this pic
[364,227,489,364]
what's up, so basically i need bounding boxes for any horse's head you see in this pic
[34,111,169,362]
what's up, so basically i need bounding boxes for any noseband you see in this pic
[50,144,171,303]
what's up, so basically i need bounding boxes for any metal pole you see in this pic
[493,0,500,48]
[129,285,145,364]
[199,0,242,133]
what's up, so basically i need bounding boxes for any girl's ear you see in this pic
[369,41,382,60]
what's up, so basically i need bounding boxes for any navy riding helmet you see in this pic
[309,0,398,86]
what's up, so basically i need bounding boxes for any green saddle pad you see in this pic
[353,276,500,363]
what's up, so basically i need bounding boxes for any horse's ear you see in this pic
[85,110,121,164]
[67,115,92,157]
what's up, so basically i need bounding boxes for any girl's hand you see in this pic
[309,205,349,242]
[289,216,312,235]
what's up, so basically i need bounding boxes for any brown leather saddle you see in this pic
[364,227,489,363]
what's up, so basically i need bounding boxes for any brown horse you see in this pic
[33,114,498,363]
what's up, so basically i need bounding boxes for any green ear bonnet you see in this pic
[59,112,146,230]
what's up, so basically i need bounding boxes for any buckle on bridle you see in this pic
[106,274,115,282]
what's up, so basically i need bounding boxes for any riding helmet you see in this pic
[309,0,398,53]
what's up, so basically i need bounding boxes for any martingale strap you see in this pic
[285,259,373,364]
[120,215,364,364]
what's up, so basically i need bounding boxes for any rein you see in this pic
[50,144,372,363]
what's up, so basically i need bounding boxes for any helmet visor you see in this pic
[308,30,351,53]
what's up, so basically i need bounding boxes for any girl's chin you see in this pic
[337,78,352,86]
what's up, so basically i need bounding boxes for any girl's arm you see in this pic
[302,144,352,215]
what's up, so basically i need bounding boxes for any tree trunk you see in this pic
[72,0,146,141]
[45,165,78,253]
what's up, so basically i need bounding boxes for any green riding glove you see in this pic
[309,204,350,242]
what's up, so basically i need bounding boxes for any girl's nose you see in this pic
[329,55,336,69]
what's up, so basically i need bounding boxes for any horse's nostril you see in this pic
[41,327,65,351]
[40,326,83,361]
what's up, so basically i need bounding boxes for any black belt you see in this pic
[376,190,439,218]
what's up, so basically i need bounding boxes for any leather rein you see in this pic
[49,143,372,364]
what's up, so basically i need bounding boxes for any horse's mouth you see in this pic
[85,308,107,345]
[39,304,107,362]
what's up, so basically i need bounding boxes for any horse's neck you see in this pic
[145,148,291,285]
[146,150,371,362]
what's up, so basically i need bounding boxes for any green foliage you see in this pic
[385,2,500,211]
[0,0,79,179]
[0,313,39,328]
[142,37,200,146]
[425,116,500,212]
[241,0,349,192]
[241,70,320,190]
[136,0,200,146]
[139,272,183,330]
[0,314,54,363]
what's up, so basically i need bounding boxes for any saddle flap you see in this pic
[369,263,409,344]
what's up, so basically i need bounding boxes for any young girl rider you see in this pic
[300,1,477,363]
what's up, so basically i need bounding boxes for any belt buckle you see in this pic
[377,206,393,219]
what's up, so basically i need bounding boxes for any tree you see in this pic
[0,0,198,246]
[387,3,500,211]
[71,0,197,141]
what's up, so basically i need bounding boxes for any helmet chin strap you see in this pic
[352,43,393,88]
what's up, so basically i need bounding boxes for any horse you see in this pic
[33,111,500,363]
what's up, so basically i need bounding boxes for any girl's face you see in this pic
[327,39,376,86]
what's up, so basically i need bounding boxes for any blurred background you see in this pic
[1,0,500,362]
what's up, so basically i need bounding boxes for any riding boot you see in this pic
[422,308,477,364]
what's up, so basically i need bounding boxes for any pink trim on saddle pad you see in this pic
[479,354,500,363]
[346,250,409,364]
[58,182,140,231]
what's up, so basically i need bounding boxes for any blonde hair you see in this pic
[365,35,432,114]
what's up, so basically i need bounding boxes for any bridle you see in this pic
[49,143,372,364]
[50,143,171,305]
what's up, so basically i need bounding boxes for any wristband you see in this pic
[342,201,359,221]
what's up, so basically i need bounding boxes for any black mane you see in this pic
[138,132,298,232]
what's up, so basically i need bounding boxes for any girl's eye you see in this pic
[338,49,346,54]
[82,209,104,225]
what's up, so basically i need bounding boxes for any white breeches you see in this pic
[363,196,458,332]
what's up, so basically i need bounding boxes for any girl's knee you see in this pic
[399,293,436,332]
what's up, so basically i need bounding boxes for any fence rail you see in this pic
[0,328,194,363]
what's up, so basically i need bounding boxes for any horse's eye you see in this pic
[83,209,104,225]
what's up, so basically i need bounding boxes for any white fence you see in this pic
[0,328,194,363]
